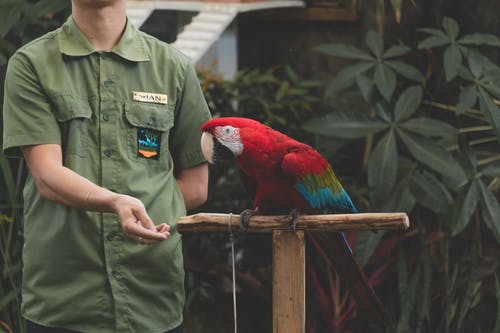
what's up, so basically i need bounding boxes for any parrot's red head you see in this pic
[200,117,267,164]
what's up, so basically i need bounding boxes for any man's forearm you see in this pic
[21,144,169,242]
[22,144,118,212]
[176,163,209,211]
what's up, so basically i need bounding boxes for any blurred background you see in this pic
[1,0,500,332]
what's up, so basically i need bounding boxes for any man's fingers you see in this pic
[124,222,168,240]
[134,208,156,231]
[127,233,161,245]
[156,223,170,233]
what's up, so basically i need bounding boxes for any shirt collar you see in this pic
[59,16,150,62]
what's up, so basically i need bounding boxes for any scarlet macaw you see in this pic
[200,117,390,324]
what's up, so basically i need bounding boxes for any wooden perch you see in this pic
[178,211,410,333]
[177,212,409,233]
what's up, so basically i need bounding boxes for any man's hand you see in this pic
[112,194,170,244]
[22,144,170,245]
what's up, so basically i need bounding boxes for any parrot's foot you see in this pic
[287,209,298,232]
[239,209,258,232]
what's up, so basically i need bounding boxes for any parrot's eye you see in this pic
[222,126,234,135]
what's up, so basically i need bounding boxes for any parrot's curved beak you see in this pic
[201,131,235,164]
[201,132,215,164]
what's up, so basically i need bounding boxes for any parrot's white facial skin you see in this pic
[201,125,243,164]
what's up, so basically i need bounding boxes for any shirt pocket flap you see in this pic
[125,102,173,131]
[53,96,92,122]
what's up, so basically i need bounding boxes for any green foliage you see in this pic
[0,2,70,332]
[307,12,500,333]
[315,29,424,101]
[0,0,70,65]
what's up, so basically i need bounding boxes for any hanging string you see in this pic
[228,213,237,333]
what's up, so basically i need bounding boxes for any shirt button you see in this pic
[100,53,106,59]
[106,232,115,241]
[147,117,155,125]
[104,149,113,157]
[103,80,112,88]
[102,113,110,121]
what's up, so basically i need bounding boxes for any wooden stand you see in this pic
[177,212,409,333]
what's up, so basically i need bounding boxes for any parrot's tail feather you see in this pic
[311,233,392,325]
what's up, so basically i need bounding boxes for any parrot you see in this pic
[200,116,390,324]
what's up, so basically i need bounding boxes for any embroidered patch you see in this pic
[137,128,161,160]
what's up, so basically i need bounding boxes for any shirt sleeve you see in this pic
[169,62,212,171]
[2,53,61,157]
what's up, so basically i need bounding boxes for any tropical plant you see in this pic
[0,2,71,332]
[307,15,500,332]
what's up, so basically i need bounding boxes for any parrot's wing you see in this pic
[281,148,357,213]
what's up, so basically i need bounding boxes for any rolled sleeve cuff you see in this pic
[175,149,207,170]
[2,132,61,157]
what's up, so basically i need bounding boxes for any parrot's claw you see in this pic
[239,209,257,232]
[288,209,298,232]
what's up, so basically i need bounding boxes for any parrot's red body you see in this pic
[201,117,390,324]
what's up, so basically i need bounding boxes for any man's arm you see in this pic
[176,163,209,211]
[21,144,170,244]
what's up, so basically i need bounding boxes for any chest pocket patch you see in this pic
[124,101,174,164]
[137,128,161,159]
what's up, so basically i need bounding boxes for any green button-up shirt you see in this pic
[2,16,211,333]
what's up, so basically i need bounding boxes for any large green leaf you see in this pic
[368,129,398,205]
[0,0,24,38]
[374,101,392,123]
[400,117,458,141]
[444,44,462,81]
[383,175,416,213]
[325,62,375,95]
[478,180,500,242]
[0,155,17,207]
[411,170,453,213]
[374,63,396,101]
[397,130,466,183]
[467,49,484,78]
[303,112,388,139]
[442,16,460,40]
[457,138,478,180]
[355,230,387,268]
[386,60,425,83]
[415,248,432,333]
[455,265,481,332]
[355,74,374,103]
[459,33,500,46]
[457,84,477,114]
[394,85,423,122]
[478,87,500,141]
[451,180,479,236]
[383,45,410,59]
[418,35,450,49]
[365,30,383,58]
[481,163,500,178]
[494,275,500,333]
[418,28,448,38]
[314,43,373,61]
[483,81,500,100]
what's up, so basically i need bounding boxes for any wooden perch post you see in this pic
[177,212,409,333]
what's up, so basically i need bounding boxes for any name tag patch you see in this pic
[132,91,168,105]
[137,128,161,160]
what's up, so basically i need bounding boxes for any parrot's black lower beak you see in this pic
[212,137,234,163]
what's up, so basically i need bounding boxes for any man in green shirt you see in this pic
[2,0,212,332]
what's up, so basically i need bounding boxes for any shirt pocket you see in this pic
[124,101,174,165]
[52,95,93,159]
